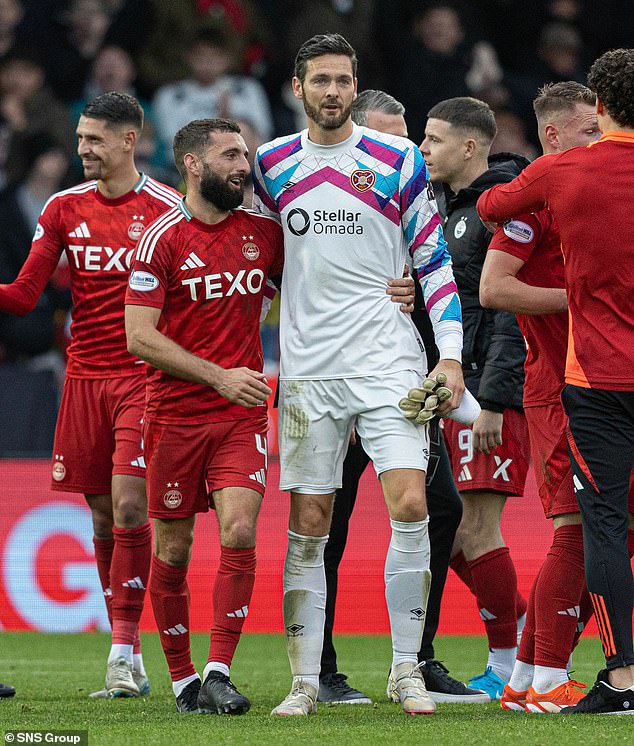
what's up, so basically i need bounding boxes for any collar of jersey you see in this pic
[300,122,363,155]
[177,198,234,232]
[94,173,147,205]
[589,130,634,146]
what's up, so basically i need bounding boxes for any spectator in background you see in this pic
[43,0,112,102]
[152,28,272,162]
[0,0,24,60]
[396,2,505,143]
[0,133,71,368]
[533,23,586,84]
[490,110,539,161]
[0,49,75,188]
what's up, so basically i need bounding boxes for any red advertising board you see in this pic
[0,458,599,637]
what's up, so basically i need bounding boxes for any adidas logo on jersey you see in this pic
[458,464,472,482]
[479,608,497,621]
[122,576,145,590]
[227,605,249,619]
[180,252,205,271]
[249,469,266,486]
[69,221,91,238]
[163,624,188,635]
[557,605,581,617]
[131,455,146,468]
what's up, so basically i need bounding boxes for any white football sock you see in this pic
[172,673,200,697]
[508,660,534,691]
[532,665,569,693]
[132,653,146,676]
[282,530,328,690]
[384,518,431,668]
[108,644,133,664]
[486,647,516,682]
[203,661,230,679]
[516,612,526,645]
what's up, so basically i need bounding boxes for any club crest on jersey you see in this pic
[52,454,66,482]
[350,169,376,192]
[128,215,146,242]
[163,488,182,509]
[242,235,260,261]
[454,216,468,239]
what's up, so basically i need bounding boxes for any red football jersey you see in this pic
[126,202,284,424]
[478,132,634,390]
[488,210,567,406]
[0,175,181,378]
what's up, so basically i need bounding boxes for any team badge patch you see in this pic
[163,489,183,509]
[52,458,66,482]
[454,217,468,239]
[350,169,376,192]
[242,235,260,261]
[33,223,44,241]
[128,215,146,241]
[129,271,159,291]
[503,219,534,244]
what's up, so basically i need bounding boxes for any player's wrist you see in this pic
[438,347,462,363]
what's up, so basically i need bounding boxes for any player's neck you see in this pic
[184,192,230,225]
[306,118,354,146]
[97,164,141,199]
[448,159,488,195]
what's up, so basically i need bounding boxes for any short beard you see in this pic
[199,164,244,210]
[303,98,353,130]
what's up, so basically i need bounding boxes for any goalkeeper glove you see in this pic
[398,372,452,424]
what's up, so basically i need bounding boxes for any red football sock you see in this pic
[93,536,114,627]
[150,555,197,682]
[468,547,518,648]
[208,546,257,667]
[110,522,152,645]
[452,550,526,621]
[517,566,540,665]
[533,524,585,668]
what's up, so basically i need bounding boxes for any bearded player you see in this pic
[0,92,181,697]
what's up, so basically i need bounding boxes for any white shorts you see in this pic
[278,371,430,493]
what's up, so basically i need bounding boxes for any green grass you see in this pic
[0,633,632,745]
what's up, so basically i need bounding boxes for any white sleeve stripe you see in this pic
[42,181,97,213]
[136,208,182,263]
[143,182,181,207]
[236,206,282,226]
[144,178,181,203]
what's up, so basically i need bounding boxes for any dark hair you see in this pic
[81,91,144,131]
[533,81,596,123]
[191,27,230,51]
[587,48,634,128]
[294,33,357,84]
[352,90,405,126]
[427,97,497,143]
[172,118,241,180]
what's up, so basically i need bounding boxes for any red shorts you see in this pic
[525,403,578,518]
[51,375,145,493]
[144,415,269,519]
[443,408,530,496]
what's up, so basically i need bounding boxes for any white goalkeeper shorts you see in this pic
[278,371,431,493]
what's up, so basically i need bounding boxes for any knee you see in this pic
[87,496,113,539]
[290,496,333,536]
[113,491,147,528]
[219,517,257,549]
[155,535,192,567]
[390,490,428,522]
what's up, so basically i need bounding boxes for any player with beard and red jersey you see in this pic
[124,118,283,715]
[0,92,181,698]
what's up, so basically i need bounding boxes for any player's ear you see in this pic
[543,123,559,150]
[183,152,200,178]
[123,128,137,152]
[464,137,476,159]
[291,76,303,101]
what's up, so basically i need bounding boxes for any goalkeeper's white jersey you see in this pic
[252,124,462,380]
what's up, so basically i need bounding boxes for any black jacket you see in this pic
[433,153,529,412]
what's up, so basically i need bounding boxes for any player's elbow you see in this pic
[479,277,500,309]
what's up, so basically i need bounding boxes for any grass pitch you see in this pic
[1,632,632,745]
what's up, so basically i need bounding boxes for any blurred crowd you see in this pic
[0,0,632,407]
